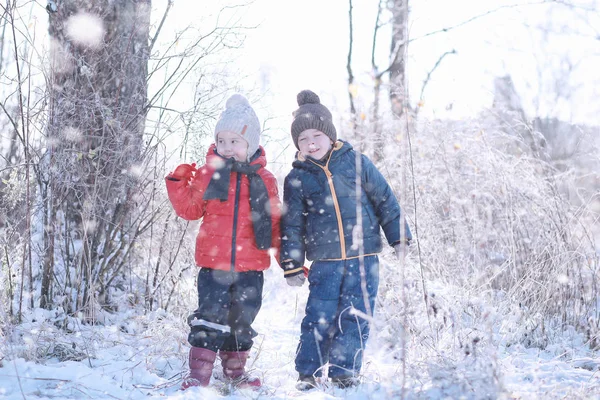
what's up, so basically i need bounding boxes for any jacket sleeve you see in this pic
[361,155,412,245]
[165,164,207,221]
[263,172,283,265]
[280,172,307,277]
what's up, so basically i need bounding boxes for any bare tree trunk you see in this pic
[389,0,409,118]
[4,246,14,317]
[347,0,358,141]
[0,8,7,74]
[370,0,384,162]
[40,183,56,309]
[45,0,150,316]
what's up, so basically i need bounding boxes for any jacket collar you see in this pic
[293,140,351,170]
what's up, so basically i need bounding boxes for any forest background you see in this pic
[1,0,599,398]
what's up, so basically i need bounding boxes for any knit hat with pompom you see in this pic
[290,90,337,149]
[215,94,261,159]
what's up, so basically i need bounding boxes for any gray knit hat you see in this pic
[215,94,261,159]
[291,90,337,149]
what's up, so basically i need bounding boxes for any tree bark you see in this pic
[389,0,408,118]
[45,0,150,315]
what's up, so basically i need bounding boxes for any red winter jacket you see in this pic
[165,145,281,272]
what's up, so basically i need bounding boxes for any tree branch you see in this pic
[371,0,384,71]
[149,0,173,53]
[347,0,356,117]
[409,1,551,43]
[417,49,457,107]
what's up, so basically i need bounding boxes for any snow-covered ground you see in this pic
[1,261,599,399]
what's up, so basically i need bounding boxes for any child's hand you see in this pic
[286,274,306,287]
[394,242,408,260]
[170,163,197,181]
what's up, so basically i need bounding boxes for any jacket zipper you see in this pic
[230,172,242,271]
[310,152,346,259]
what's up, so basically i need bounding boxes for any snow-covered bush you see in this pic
[390,115,596,341]
[373,112,599,397]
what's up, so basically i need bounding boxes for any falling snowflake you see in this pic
[61,126,82,142]
[65,12,104,49]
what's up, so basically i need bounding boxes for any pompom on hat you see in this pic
[290,90,337,149]
[215,94,261,159]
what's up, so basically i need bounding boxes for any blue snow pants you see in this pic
[295,256,380,379]
[187,268,264,352]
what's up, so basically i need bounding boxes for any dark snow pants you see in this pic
[295,256,380,379]
[187,268,264,352]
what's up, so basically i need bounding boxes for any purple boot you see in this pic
[219,350,261,388]
[181,347,217,389]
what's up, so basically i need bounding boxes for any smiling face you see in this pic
[216,131,249,161]
[297,129,333,160]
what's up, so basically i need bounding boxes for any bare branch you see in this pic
[347,0,356,118]
[149,0,173,53]
[371,0,384,71]
[409,1,551,43]
[0,100,22,141]
[416,49,457,111]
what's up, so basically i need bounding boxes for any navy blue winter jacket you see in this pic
[281,140,412,277]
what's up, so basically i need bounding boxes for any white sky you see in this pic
[160,0,600,156]
[20,0,600,123]
[20,0,599,167]
[232,0,599,121]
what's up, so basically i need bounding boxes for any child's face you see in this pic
[216,131,249,162]
[297,129,332,160]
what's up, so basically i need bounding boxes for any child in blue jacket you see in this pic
[280,90,412,390]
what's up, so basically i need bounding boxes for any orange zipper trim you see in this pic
[309,143,346,259]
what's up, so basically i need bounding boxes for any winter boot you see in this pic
[219,350,261,388]
[331,375,360,389]
[181,347,217,390]
[296,374,317,391]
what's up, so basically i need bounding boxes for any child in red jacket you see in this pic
[165,94,281,389]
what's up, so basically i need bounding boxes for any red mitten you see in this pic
[170,163,196,181]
